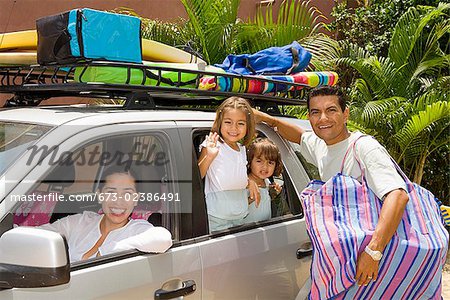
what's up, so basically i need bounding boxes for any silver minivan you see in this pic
[0,63,316,299]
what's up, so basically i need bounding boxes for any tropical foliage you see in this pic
[331,3,449,199]
[235,0,323,54]
[329,0,442,57]
[132,0,327,65]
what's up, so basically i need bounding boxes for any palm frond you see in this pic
[338,54,400,99]
[179,0,241,64]
[431,75,450,92]
[301,34,341,70]
[346,120,379,137]
[142,19,184,46]
[389,4,450,84]
[238,0,324,53]
[413,53,450,80]
[395,101,450,160]
[360,96,408,125]
[350,78,374,106]
[337,41,372,61]
[413,88,448,110]
[284,105,308,119]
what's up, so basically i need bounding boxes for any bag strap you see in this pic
[181,41,205,63]
[342,134,429,233]
[341,134,413,186]
[144,70,197,87]
[286,47,300,75]
[340,134,366,174]
[243,58,257,75]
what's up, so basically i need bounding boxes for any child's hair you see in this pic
[211,96,255,147]
[247,138,282,177]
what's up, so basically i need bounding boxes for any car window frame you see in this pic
[182,123,312,240]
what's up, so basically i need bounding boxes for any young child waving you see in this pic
[245,138,283,223]
[198,97,257,232]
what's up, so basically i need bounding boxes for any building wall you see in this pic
[0,0,336,33]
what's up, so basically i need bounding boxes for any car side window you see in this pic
[192,129,300,233]
[13,133,174,236]
[289,141,320,181]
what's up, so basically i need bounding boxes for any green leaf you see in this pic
[395,101,450,160]
[238,0,324,53]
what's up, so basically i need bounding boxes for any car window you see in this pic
[0,121,53,176]
[289,141,320,181]
[12,132,175,243]
[192,129,301,235]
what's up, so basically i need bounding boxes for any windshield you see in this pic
[0,122,53,175]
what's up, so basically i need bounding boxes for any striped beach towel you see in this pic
[301,145,448,299]
[199,71,338,94]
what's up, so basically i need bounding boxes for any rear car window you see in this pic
[289,141,320,181]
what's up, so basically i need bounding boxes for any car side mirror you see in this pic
[0,227,70,289]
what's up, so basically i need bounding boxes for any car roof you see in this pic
[0,105,311,129]
[0,106,215,126]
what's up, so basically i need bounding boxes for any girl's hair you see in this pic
[211,96,255,147]
[247,138,282,177]
[98,165,139,192]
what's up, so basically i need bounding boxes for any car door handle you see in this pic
[297,242,313,259]
[154,279,197,300]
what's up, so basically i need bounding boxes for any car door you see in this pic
[0,121,202,299]
[179,121,313,299]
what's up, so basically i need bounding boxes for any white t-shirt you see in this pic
[39,211,172,262]
[201,140,248,194]
[299,131,406,199]
[200,139,249,219]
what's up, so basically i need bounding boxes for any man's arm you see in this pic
[253,109,305,144]
[355,189,409,285]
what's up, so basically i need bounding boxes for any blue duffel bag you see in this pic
[215,41,312,75]
[36,8,142,65]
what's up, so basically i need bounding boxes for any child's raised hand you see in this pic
[205,132,220,159]
[270,182,282,194]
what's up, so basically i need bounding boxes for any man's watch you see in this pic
[364,246,383,261]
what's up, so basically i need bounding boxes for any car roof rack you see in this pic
[0,61,311,109]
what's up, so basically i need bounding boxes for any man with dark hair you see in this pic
[254,85,409,286]
[306,85,346,112]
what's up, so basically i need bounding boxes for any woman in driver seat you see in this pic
[38,165,172,262]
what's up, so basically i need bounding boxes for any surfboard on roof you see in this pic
[0,29,205,64]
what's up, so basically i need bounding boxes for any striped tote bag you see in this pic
[301,154,448,299]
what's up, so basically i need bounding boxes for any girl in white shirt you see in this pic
[198,97,257,232]
[39,166,172,262]
[245,138,282,223]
